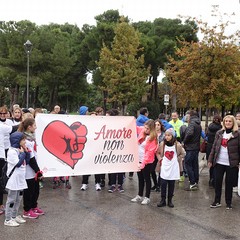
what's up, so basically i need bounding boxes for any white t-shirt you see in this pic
[25,138,37,179]
[138,137,148,163]
[0,119,14,150]
[6,147,28,191]
[160,145,180,180]
[0,124,12,158]
[216,132,232,166]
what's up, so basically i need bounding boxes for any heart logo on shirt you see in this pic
[42,120,88,169]
[221,138,228,148]
[165,151,174,160]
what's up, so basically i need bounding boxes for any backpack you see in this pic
[0,162,16,190]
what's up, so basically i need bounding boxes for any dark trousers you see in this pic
[23,178,40,211]
[161,179,175,199]
[184,150,199,185]
[82,175,101,184]
[110,173,124,186]
[0,159,5,205]
[150,157,158,187]
[137,163,152,198]
[214,164,238,205]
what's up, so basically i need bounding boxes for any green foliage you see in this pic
[97,20,150,114]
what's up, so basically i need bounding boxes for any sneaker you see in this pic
[151,186,157,191]
[233,187,238,193]
[32,207,45,215]
[108,185,116,193]
[179,175,185,182]
[0,205,5,215]
[81,184,88,191]
[4,219,20,227]
[189,183,198,190]
[210,202,221,208]
[155,187,160,192]
[14,215,26,223]
[60,177,66,183]
[226,204,232,210]
[131,195,143,203]
[141,197,150,205]
[100,179,105,188]
[65,181,72,189]
[118,185,124,193]
[95,183,101,191]
[23,210,39,219]
[53,180,61,189]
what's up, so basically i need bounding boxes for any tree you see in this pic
[97,20,150,115]
[166,11,240,130]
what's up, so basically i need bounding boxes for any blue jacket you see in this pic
[136,114,149,126]
[160,120,173,130]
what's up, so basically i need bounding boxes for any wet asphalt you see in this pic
[1,154,240,240]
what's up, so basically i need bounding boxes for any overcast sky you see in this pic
[1,0,239,32]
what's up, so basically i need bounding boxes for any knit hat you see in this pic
[165,128,176,137]
[79,106,88,115]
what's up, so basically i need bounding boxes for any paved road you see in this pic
[1,158,240,240]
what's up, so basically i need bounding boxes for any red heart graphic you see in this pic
[165,151,174,160]
[221,138,228,148]
[42,120,87,169]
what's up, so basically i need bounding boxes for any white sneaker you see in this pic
[81,184,88,191]
[131,195,143,203]
[233,187,238,193]
[95,183,101,191]
[14,215,26,224]
[4,219,20,227]
[141,197,150,205]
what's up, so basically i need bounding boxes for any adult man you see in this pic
[136,107,149,127]
[169,112,183,142]
[183,110,202,190]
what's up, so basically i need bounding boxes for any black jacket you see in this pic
[206,122,222,159]
[183,116,202,151]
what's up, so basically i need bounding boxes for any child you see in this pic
[156,128,185,208]
[131,119,158,205]
[4,132,30,227]
[18,118,44,218]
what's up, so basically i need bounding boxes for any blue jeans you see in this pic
[184,150,199,185]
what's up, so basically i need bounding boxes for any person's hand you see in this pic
[208,162,212,168]
[19,147,24,153]
[138,163,144,170]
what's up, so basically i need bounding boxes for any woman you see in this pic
[206,115,222,187]
[150,119,165,192]
[208,115,240,210]
[11,107,23,126]
[131,119,158,205]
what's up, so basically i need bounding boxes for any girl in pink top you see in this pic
[131,119,158,205]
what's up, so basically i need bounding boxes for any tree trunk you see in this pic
[205,98,209,132]
[221,105,225,118]
[153,75,158,101]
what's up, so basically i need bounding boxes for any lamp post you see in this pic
[24,40,33,108]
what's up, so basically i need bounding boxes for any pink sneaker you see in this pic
[32,207,45,215]
[23,210,38,219]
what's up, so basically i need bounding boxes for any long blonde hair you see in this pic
[222,115,238,132]
[144,119,158,142]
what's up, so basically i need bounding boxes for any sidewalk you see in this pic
[0,157,239,240]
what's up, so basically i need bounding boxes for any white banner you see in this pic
[35,114,139,177]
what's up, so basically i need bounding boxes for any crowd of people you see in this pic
[1,104,240,227]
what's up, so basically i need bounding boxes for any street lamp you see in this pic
[24,40,33,108]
